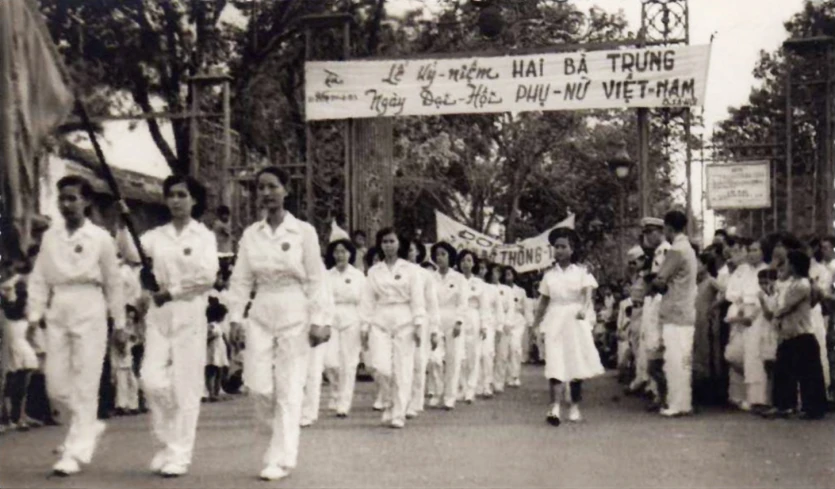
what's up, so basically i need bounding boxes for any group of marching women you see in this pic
[9,165,606,482]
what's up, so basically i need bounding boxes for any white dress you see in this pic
[538,264,604,381]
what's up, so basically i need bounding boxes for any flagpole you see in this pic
[74,97,158,291]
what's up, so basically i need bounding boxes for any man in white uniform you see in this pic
[27,176,125,476]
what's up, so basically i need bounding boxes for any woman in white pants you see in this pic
[427,242,468,409]
[133,175,219,477]
[501,266,528,388]
[406,241,440,419]
[478,263,503,398]
[228,166,332,481]
[457,250,487,403]
[492,265,514,393]
[322,239,366,418]
[361,228,426,429]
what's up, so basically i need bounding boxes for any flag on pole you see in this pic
[0,0,74,259]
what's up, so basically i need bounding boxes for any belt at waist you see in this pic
[53,282,102,293]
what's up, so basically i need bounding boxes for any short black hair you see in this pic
[162,174,207,218]
[255,166,290,188]
[217,205,230,215]
[714,229,728,238]
[501,266,517,285]
[410,240,427,264]
[548,227,579,248]
[57,175,95,200]
[663,210,687,233]
[375,227,408,259]
[457,249,480,274]
[324,239,357,269]
[699,251,718,278]
[365,246,380,269]
[787,249,811,278]
[430,241,458,268]
[352,230,367,239]
[486,263,503,282]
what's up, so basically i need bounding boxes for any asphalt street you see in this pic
[1,366,834,488]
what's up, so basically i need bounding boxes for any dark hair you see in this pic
[809,236,823,262]
[735,236,753,248]
[548,227,580,262]
[375,227,408,259]
[698,251,718,278]
[57,175,95,200]
[324,239,357,269]
[766,231,803,263]
[162,174,207,218]
[457,249,480,274]
[501,266,517,286]
[255,166,290,187]
[430,241,458,268]
[365,246,380,269]
[724,235,737,248]
[421,262,437,271]
[125,304,139,317]
[217,205,230,215]
[486,263,503,283]
[663,210,687,233]
[786,249,811,278]
[714,229,728,238]
[352,230,367,239]
[410,240,427,264]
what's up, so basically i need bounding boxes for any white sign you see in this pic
[435,210,575,273]
[305,45,712,121]
[493,215,575,274]
[706,161,771,210]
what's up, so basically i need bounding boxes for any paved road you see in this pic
[2,366,834,488]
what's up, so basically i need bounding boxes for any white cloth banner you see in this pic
[305,45,712,121]
[434,210,575,274]
[493,215,575,274]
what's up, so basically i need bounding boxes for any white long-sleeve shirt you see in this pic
[27,219,125,329]
[327,264,367,330]
[228,213,330,327]
[481,282,505,334]
[497,283,514,330]
[434,268,468,328]
[361,259,426,329]
[140,220,219,302]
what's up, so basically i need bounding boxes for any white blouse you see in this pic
[361,259,426,328]
[538,264,597,307]
[434,269,468,327]
[327,264,366,330]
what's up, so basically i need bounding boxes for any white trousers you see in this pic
[459,327,482,401]
[324,324,361,414]
[408,323,430,414]
[436,327,464,407]
[141,297,207,467]
[508,326,525,383]
[479,329,496,394]
[114,367,139,410]
[44,286,108,465]
[368,324,416,424]
[494,328,511,391]
[301,341,327,423]
[661,324,695,413]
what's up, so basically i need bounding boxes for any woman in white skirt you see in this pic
[361,228,426,429]
[457,250,487,403]
[428,242,468,410]
[228,166,332,481]
[322,239,366,418]
[132,175,219,477]
[532,228,603,426]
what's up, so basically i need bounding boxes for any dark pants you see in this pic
[773,334,827,417]
[4,370,33,422]
[25,371,55,423]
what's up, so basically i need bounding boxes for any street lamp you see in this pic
[607,141,634,280]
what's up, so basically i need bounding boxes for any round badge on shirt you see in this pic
[184,247,192,256]
[450,284,455,289]
[346,278,351,284]
[395,274,401,280]
[74,245,83,254]
[282,242,291,251]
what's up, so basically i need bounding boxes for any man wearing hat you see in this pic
[639,217,671,411]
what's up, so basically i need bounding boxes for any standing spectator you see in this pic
[652,210,698,417]
[692,250,720,405]
[213,205,235,262]
[352,230,369,273]
[641,217,671,411]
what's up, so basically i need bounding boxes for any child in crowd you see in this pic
[205,297,230,403]
[112,305,140,415]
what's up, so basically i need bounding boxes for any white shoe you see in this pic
[660,408,692,418]
[373,400,386,411]
[87,421,107,461]
[259,465,289,481]
[739,401,751,412]
[149,451,168,473]
[390,419,405,429]
[428,396,440,408]
[300,418,313,428]
[568,404,582,422]
[405,410,418,419]
[53,457,81,476]
[381,409,393,425]
[160,462,188,478]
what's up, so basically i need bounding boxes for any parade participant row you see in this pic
[0,168,562,483]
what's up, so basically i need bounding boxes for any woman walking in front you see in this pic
[361,229,426,429]
[134,175,218,477]
[457,250,487,403]
[532,228,604,426]
[228,166,332,481]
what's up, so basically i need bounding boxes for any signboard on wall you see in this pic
[706,161,771,210]
[305,44,712,121]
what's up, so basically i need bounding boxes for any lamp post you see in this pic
[608,142,635,279]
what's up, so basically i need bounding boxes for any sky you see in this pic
[83,0,809,242]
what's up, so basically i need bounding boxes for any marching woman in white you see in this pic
[492,265,514,393]
[532,228,604,426]
[478,263,504,398]
[427,242,468,409]
[322,238,366,418]
[457,250,487,403]
[131,175,218,477]
[501,266,528,388]
[407,240,441,419]
[228,166,332,481]
[361,228,426,429]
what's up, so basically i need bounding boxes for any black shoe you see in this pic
[546,414,561,427]
[799,411,825,420]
